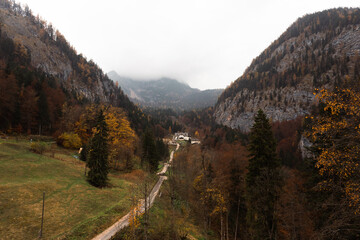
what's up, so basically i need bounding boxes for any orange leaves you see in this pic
[345,182,360,214]
[104,106,138,169]
[105,106,137,150]
[74,104,138,151]
[308,88,360,214]
[73,104,138,170]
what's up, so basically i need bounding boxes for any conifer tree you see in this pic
[87,110,109,187]
[246,109,281,240]
[38,90,50,133]
[142,128,159,173]
[79,143,88,162]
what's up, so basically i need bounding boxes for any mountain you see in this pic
[108,71,223,111]
[0,1,145,133]
[214,8,360,132]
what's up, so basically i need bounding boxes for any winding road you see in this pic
[91,143,180,240]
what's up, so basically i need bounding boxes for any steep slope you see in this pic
[0,1,145,133]
[214,8,360,132]
[0,6,112,102]
[108,71,223,111]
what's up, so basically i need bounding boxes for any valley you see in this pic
[0,1,360,240]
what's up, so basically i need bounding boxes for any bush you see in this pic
[30,141,47,154]
[28,135,54,142]
[57,132,82,149]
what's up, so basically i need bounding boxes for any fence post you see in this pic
[39,192,45,239]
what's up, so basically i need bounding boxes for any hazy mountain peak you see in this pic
[108,71,223,111]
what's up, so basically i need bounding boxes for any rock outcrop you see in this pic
[0,5,116,103]
[214,8,360,131]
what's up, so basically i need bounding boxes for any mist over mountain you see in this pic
[108,71,223,111]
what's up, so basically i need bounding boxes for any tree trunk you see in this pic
[144,182,148,240]
[226,211,229,240]
[220,212,224,240]
[234,194,240,240]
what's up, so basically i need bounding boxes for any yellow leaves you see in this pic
[128,202,142,229]
[57,132,82,149]
[308,88,360,214]
[345,182,360,214]
[73,104,138,169]
[192,173,204,192]
[105,106,137,150]
[193,174,228,216]
[207,189,227,216]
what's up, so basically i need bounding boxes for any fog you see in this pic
[19,0,360,90]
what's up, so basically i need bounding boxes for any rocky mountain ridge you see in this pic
[214,8,360,132]
[0,1,147,133]
[108,71,223,111]
[0,3,116,103]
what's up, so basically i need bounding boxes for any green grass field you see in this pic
[0,138,142,240]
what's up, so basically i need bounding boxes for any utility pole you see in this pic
[39,192,45,239]
[144,182,148,240]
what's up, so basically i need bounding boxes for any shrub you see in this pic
[30,141,47,154]
[57,132,82,149]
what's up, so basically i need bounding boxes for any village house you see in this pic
[173,132,189,141]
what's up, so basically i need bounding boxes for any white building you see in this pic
[174,132,189,141]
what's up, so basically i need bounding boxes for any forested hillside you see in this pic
[0,0,146,135]
[215,8,360,131]
[2,2,360,240]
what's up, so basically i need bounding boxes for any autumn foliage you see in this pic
[307,88,360,214]
[72,104,138,170]
[57,132,82,149]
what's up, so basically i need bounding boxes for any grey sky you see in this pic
[19,0,360,90]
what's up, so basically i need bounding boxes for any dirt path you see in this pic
[91,143,179,240]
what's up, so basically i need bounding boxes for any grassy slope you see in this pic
[146,181,208,240]
[113,179,209,240]
[0,139,138,240]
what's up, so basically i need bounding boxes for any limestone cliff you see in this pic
[0,4,115,103]
[214,8,360,132]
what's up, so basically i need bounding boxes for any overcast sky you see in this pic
[18,0,359,90]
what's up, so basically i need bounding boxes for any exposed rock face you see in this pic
[214,8,360,131]
[0,7,114,103]
[214,87,314,132]
[299,135,313,159]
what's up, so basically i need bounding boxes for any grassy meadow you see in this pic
[0,138,144,240]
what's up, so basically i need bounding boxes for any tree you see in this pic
[246,109,281,240]
[0,71,18,129]
[304,88,360,239]
[156,138,169,161]
[20,86,39,134]
[105,106,137,170]
[308,88,360,213]
[38,90,50,135]
[87,110,109,187]
[142,128,159,173]
[80,143,88,162]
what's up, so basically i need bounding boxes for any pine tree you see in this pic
[38,90,50,134]
[87,110,109,188]
[246,109,281,240]
[142,128,159,173]
[80,143,88,162]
